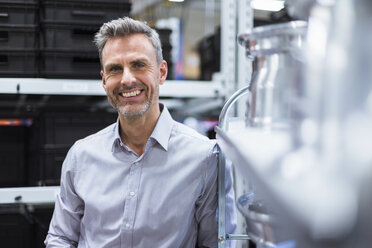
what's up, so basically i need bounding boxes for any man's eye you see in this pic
[109,66,122,72]
[133,62,145,69]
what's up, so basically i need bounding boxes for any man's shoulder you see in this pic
[172,121,216,147]
[73,122,117,149]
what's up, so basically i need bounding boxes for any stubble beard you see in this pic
[107,83,158,119]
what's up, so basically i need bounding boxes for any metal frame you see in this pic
[216,86,250,247]
[0,186,59,205]
[217,0,252,246]
[0,78,224,98]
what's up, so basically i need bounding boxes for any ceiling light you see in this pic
[169,0,184,2]
[251,0,285,12]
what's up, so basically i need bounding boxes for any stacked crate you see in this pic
[198,27,221,81]
[0,124,29,187]
[156,28,173,79]
[29,111,116,186]
[0,204,54,248]
[0,0,39,77]
[40,0,131,79]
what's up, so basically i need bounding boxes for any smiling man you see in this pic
[45,17,236,248]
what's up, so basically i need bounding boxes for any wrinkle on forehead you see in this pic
[101,34,156,65]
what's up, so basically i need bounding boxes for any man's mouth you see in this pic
[120,90,142,98]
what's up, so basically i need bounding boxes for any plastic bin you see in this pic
[0,24,38,49]
[0,204,54,248]
[41,22,99,51]
[156,28,171,46]
[41,0,131,24]
[0,50,39,77]
[0,1,38,25]
[28,112,116,185]
[0,126,28,187]
[40,112,116,145]
[35,147,68,186]
[0,206,33,248]
[41,50,101,79]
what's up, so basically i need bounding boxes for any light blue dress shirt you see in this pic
[45,104,236,248]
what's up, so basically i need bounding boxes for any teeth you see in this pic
[121,90,141,98]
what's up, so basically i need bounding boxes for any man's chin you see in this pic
[117,106,149,119]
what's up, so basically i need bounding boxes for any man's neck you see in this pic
[119,105,161,156]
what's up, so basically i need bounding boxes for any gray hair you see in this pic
[94,17,163,65]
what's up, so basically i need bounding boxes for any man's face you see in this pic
[100,34,167,119]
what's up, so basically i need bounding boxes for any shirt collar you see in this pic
[150,103,174,151]
[111,103,174,153]
[111,117,123,153]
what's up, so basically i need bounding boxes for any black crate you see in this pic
[41,22,99,51]
[28,112,116,185]
[0,50,39,77]
[0,204,54,248]
[0,126,27,187]
[41,50,101,79]
[0,1,38,25]
[198,29,221,80]
[162,43,172,62]
[0,24,38,49]
[31,147,68,186]
[41,1,131,24]
[32,206,54,248]
[0,149,26,187]
[156,28,171,46]
[39,112,116,145]
[42,0,130,2]
[166,61,173,80]
[0,208,33,248]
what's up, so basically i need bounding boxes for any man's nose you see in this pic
[121,68,136,85]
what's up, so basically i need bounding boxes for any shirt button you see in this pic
[125,223,130,229]
[129,192,135,197]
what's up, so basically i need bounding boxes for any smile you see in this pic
[121,90,141,98]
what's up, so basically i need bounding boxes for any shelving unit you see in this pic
[0,186,59,205]
[0,78,224,98]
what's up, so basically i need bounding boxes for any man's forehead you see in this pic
[101,35,156,63]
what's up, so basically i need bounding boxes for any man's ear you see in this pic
[159,60,168,85]
[101,70,107,91]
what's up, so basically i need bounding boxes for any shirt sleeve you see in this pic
[195,144,238,248]
[45,145,84,247]
[195,144,219,248]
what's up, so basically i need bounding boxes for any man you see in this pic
[45,17,236,247]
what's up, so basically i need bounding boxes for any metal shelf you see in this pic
[0,186,59,205]
[0,78,224,98]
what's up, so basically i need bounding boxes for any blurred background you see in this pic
[2,0,372,248]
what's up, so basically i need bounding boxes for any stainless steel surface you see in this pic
[237,192,276,247]
[284,0,318,20]
[218,0,372,247]
[216,86,249,245]
[300,0,372,246]
[218,86,249,128]
[238,21,307,130]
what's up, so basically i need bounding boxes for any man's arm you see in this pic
[195,145,237,248]
[45,147,84,247]
[195,146,219,248]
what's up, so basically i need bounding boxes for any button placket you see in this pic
[121,160,142,246]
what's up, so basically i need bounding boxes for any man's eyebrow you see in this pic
[130,58,150,65]
[104,63,122,70]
